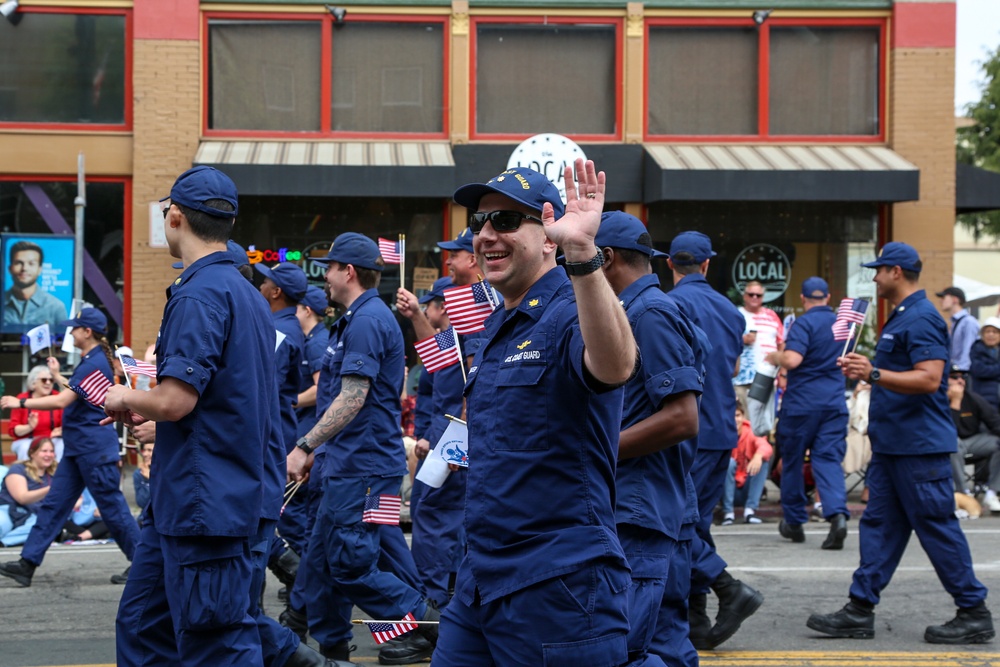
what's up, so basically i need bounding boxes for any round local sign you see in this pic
[731,243,791,303]
[507,133,587,204]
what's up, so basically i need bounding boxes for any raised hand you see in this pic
[541,158,605,262]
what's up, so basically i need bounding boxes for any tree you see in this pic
[956,44,1000,240]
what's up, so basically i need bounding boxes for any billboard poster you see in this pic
[1,234,75,335]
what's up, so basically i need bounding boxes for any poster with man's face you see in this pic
[1,234,75,335]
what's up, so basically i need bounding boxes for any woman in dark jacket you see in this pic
[970,316,1000,412]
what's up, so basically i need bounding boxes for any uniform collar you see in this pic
[618,273,661,310]
[675,272,709,288]
[274,305,298,320]
[507,266,571,322]
[805,305,834,315]
[335,288,381,328]
[167,250,235,295]
[308,322,326,339]
[890,289,926,318]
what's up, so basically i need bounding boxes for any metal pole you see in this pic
[73,152,86,306]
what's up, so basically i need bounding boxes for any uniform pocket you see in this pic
[490,362,549,451]
[542,631,628,667]
[178,552,251,631]
[911,459,955,519]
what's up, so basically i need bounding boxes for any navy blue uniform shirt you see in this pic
[152,251,275,536]
[317,289,407,478]
[666,273,744,451]
[272,305,304,451]
[617,274,705,540]
[296,321,329,437]
[413,367,433,441]
[459,267,629,605]
[781,305,849,416]
[64,347,119,462]
[869,290,956,455]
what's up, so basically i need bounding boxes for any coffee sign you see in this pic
[732,243,790,303]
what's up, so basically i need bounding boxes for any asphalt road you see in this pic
[1,518,999,666]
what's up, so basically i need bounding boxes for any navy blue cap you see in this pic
[418,276,454,304]
[312,232,384,272]
[438,228,474,253]
[595,211,668,259]
[300,285,329,314]
[861,241,922,273]
[453,167,565,219]
[255,262,308,301]
[162,166,238,218]
[801,276,829,298]
[60,307,107,335]
[172,240,249,270]
[668,231,717,265]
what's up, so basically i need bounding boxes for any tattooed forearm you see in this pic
[304,375,370,448]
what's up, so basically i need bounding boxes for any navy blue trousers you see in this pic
[650,538,697,667]
[849,453,988,609]
[688,449,730,594]
[116,522,261,666]
[777,410,849,525]
[251,518,299,667]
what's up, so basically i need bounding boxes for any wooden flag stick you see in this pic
[352,619,441,626]
[115,345,132,387]
[399,234,406,294]
[840,322,857,359]
[444,414,467,425]
[850,303,871,355]
[452,327,467,384]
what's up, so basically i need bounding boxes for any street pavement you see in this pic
[1,516,999,666]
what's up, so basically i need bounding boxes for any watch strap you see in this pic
[295,436,315,455]
[563,250,605,276]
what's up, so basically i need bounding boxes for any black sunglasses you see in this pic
[745,292,765,298]
[468,210,543,234]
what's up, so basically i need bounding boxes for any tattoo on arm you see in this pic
[307,375,370,447]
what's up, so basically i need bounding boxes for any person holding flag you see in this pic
[766,277,851,550]
[432,160,647,666]
[287,232,438,664]
[808,242,993,644]
[0,307,138,588]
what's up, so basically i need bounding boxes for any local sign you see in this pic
[731,243,791,303]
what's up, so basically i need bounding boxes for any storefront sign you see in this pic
[246,245,304,264]
[507,133,587,204]
[413,267,439,293]
[731,243,790,303]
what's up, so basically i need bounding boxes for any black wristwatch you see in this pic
[20,398,26,409]
[868,367,881,384]
[563,250,605,276]
[295,436,315,455]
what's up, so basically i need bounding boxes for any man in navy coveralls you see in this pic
[808,242,993,644]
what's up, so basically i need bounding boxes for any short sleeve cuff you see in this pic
[340,351,380,380]
[158,356,212,395]
[784,339,808,356]
[645,366,703,407]
[908,345,949,366]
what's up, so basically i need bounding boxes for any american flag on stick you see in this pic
[378,237,402,264]
[443,281,496,334]
[71,369,114,407]
[832,298,870,341]
[362,614,420,644]
[362,493,401,525]
[414,329,460,373]
[119,354,157,379]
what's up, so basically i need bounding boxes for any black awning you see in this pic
[193,141,456,198]
[957,162,1000,214]
[643,144,920,203]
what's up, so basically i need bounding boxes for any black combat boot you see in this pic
[924,603,995,644]
[688,593,712,650]
[821,514,848,550]
[807,599,875,639]
[779,519,806,543]
[707,570,764,647]
[0,558,36,587]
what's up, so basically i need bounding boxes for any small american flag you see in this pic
[362,493,401,525]
[414,329,460,373]
[366,613,419,644]
[71,369,114,407]
[119,354,157,379]
[378,237,402,264]
[832,298,870,341]
[443,281,496,334]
